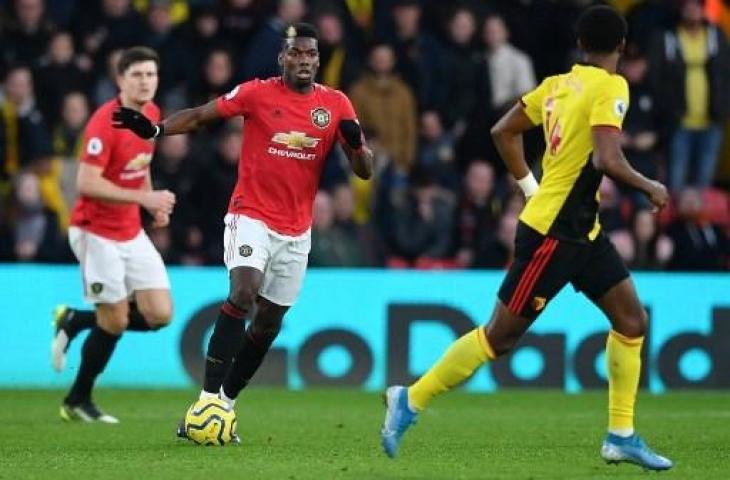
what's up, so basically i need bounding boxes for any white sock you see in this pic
[199,390,218,401]
[219,386,236,408]
[609,427,634,438]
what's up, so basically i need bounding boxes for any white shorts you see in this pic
[69,227,170,305]
[223,213,311,306]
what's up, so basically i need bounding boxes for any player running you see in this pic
[112,23,373,434]
[51,46,176,423]
[380,6,672,471]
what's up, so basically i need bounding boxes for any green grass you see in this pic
[1,389,728,479]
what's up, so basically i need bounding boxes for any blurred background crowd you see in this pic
[1,0,729,271]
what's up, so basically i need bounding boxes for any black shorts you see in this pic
[498,222,629,319]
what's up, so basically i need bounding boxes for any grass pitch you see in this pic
[1,389,728,479]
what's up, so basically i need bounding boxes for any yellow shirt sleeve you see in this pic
[589,75,630,129]
[520,78,551,125]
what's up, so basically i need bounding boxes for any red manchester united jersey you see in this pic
[70,99,160,241]
[216,77,358,235]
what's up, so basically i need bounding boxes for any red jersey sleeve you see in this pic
[337,91,358,121]
[81,109,114,168]
[216,80,260,119]
[335,91,360,145]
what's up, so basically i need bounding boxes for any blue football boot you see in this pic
[601,433,673,471]
[380,386,418,458]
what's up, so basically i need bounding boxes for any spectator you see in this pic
[31,137,70,233]
[92,49,123,106]
[309,190,367,267]
[45,0,77,28]
[598,177,626,233]
[0,66,51,180]
[220,0,262,51]
[667,187,730,270]
[350,43,417,173]
[650,0,730,192]
[238,0,306,80]
[151,134,194,195]
[150,133,207,265]
[417,110,459,191]
[179,7,232,84]
[51,91,89,210]
[191,49,236,106]
[2,0,55,68]
[142,0,190,100]
[629,208,674,270]
[34,31,90,126]
[388,0,447,111]
[453,160,503,268]
[441,6,479,128]
[188,123,241,263]
[479,210,518,269]
[331,181,359,231]
[9,170,64,262]
[481,14,536,113]
[76,0,146,66]
[620,46,661,207]
[133,0,189,25]
[461,13,536,168]
[147,222,180,264]
[362,129,400,228]
[314,11,361,91]
[332,182,378,264]
[389,167,454,261]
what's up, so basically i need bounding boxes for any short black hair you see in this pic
[117,46,160,75]
[576,5,627,54]
[282,22,319,46]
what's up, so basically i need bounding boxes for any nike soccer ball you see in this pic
[184,398,237,446]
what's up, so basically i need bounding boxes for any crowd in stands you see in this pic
[1,0,729,270]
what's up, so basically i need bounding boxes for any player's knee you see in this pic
[99,312,129,335]
[613,307,647,338]
[490,337,517,357]
[625,308,648,338]
[139,303,173,328]
[229,284,257,311]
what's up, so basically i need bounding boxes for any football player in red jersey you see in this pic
[113,23,373,432]
[50,47,177,423]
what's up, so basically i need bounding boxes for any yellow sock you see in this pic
[606,329,644,434]
[408,328,495,411]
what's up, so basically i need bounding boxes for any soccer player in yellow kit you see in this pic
[381,5,673,471]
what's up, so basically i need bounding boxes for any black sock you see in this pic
[65,327,121,405]
[126,303,158,331]
[202,300,247,393]
[222,328,275,399]
[64,309,96,338]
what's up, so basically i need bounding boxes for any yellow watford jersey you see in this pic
[520,64,629,242]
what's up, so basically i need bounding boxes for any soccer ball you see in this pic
[184,398,238,446]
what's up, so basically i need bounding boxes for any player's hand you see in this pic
[151,210,170,228]
[339,119,363,150]
[141,189,176,215]
[646,180,669,212]
[112,107,161,139]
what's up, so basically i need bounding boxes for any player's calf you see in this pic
[51,306,97,372]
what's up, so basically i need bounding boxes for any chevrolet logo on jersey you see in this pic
[120,153,153,180]
[124,153,153,170]
[271,131,320,150]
